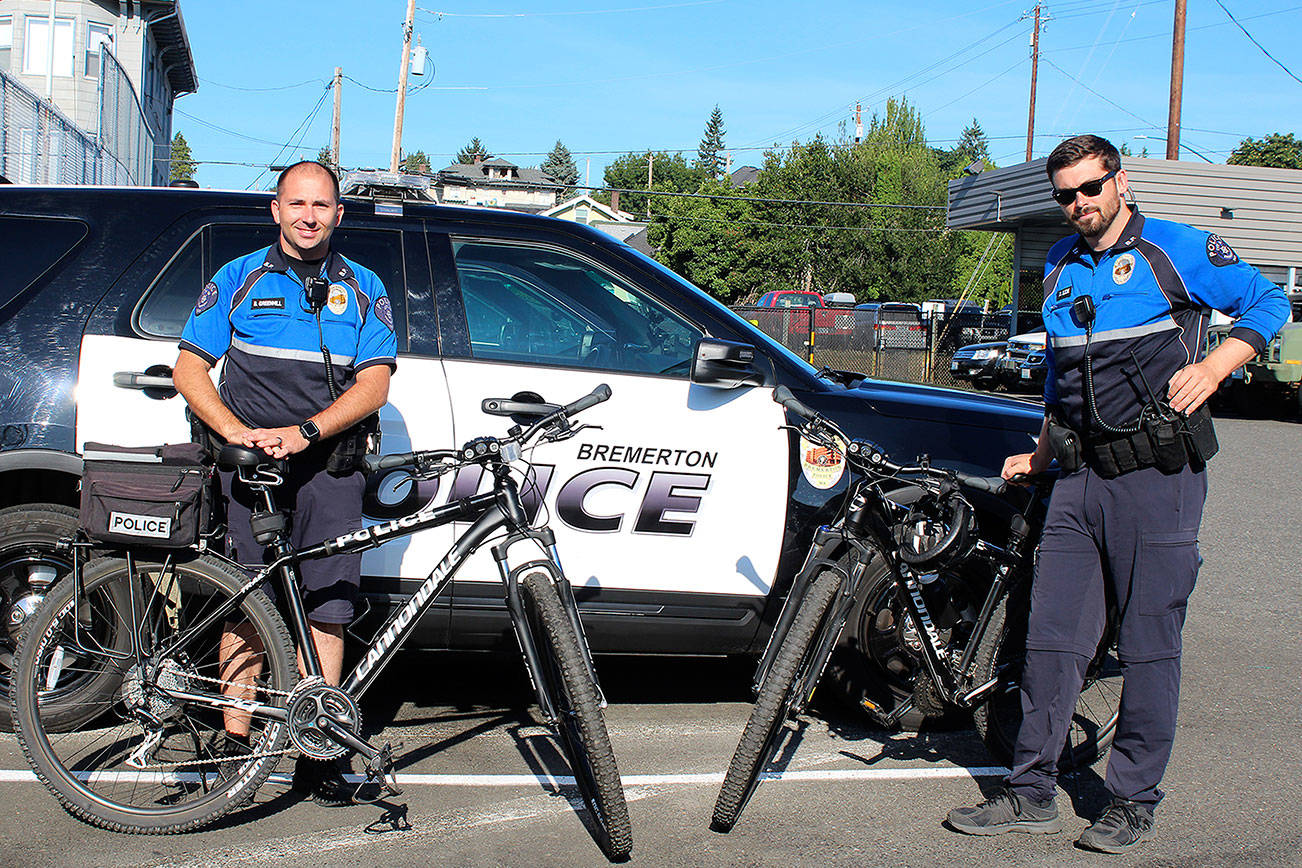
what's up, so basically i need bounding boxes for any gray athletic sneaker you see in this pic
[947,787,1063,836]
[1076,797,1154,853]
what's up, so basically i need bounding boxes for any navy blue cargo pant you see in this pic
[1007,462,1206,807]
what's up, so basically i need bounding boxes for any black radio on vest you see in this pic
[306,276,329,311]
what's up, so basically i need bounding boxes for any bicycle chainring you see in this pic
[286,678,362,760]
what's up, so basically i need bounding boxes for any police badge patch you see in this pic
[1207,234,1239,267]
[374,296,394,332]
[195,281,219,315]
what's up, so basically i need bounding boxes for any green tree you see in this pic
[1228,132,1302,169]
[316,147,339,175]
[648,178,774,304]
[170,132,196,182]
[697,105,727,179]
[456,137,493,164]
[401,149,430,174]
[598,150,703,216]
[540,140,579,198]
[956,118,990,164]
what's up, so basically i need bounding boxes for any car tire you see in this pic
[0,503,80,732]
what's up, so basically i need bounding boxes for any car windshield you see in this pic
[620,246,820,378]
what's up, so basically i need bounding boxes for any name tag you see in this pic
[109,511,172,539]
[251,297,285,310]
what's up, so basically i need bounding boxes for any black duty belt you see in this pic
[1047,403,1218,478]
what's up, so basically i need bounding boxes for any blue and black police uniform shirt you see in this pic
[179,243,398,430]
[1040,210,1289,435]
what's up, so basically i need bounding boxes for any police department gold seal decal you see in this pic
[327,284,349,315]
[1112,253,1135,285]
[799,434,845,490]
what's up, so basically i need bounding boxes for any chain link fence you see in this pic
[0,48,157,186]
[0,68,101,184]
[734,305,1018,391]
[97,49,156,186]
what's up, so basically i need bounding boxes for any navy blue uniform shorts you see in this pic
[220,460,365,625]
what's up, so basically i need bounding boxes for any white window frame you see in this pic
[0,16,13,71]
[22,15,75,78]
[85,21,113,78]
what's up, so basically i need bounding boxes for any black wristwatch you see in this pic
[298,419,321,444]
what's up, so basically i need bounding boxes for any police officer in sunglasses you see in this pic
[947,135,1288,852]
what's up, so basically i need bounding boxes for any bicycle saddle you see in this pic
[217,444,283,471]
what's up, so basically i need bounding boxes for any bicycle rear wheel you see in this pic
[12,554,296,833]
[711,567,841,833]
[521,570,632,862]
[972,596,1122,770]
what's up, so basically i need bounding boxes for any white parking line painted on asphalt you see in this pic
[0,765,1009,786]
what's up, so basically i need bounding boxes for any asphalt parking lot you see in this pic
[1,414,1298,868]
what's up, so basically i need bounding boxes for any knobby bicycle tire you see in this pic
[12,554,297,833]
[971,595,1122,770]
[712,567,841,833]
[521,570,632,861]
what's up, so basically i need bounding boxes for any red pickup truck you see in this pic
[755,290,856,343]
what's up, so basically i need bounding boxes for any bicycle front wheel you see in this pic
[521,570,632,861]
[711,567,841,833]
[12,554,297,833]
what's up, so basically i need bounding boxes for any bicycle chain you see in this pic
[122,667,296,771]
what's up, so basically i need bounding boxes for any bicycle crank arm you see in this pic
[956,677,1001,708]
[314,715,382,762]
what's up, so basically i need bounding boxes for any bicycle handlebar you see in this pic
[365,385,613,476]
[773,385,1012,498]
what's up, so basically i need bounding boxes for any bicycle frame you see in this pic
[104,454,602,754]
[751,469,1043,724]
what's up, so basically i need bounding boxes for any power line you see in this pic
[198,76,326,92]
[656,212,946,234]
[246,86,333,190]
[1214,0,1302,85]
[417,0,723,18]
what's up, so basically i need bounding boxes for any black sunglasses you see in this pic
[1051,169,1118,205]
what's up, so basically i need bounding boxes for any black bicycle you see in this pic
[11,385,632,861]
[710,386,1121,832]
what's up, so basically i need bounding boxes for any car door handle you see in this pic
[114,371,175,389]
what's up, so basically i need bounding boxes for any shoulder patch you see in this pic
[373,296,394,332]
[1207,234,1239,267]
[195,281,219,315]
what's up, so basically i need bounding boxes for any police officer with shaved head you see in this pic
[947,135,1288,852]
[174,160,397,806]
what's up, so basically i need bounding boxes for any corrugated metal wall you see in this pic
[949,157,1302,288]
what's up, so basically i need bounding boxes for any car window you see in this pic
[0,215,88,312]
[452,239,702,377]
[138,224,407,344]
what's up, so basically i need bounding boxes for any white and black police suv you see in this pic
[0,185,1042,722]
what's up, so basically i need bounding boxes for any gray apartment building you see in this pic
[0,0,196,186]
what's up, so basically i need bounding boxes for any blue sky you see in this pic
[176,0,1302,190]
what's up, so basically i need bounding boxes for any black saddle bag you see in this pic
[80,442,214,549]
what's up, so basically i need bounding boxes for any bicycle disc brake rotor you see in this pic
[120,657,191,720]
[286,679,361,760]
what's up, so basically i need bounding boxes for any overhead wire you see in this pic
[245,84,333,190]
[1214,0,1302,85]
[417,0,724,18]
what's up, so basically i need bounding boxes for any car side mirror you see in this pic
[690,338,766,389]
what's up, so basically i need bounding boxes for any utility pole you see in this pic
[1025,3,1042,162]
[389,0,416,173]
[1166,0,1187,160]
[646,153,654,219]
[331,67,342,171]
